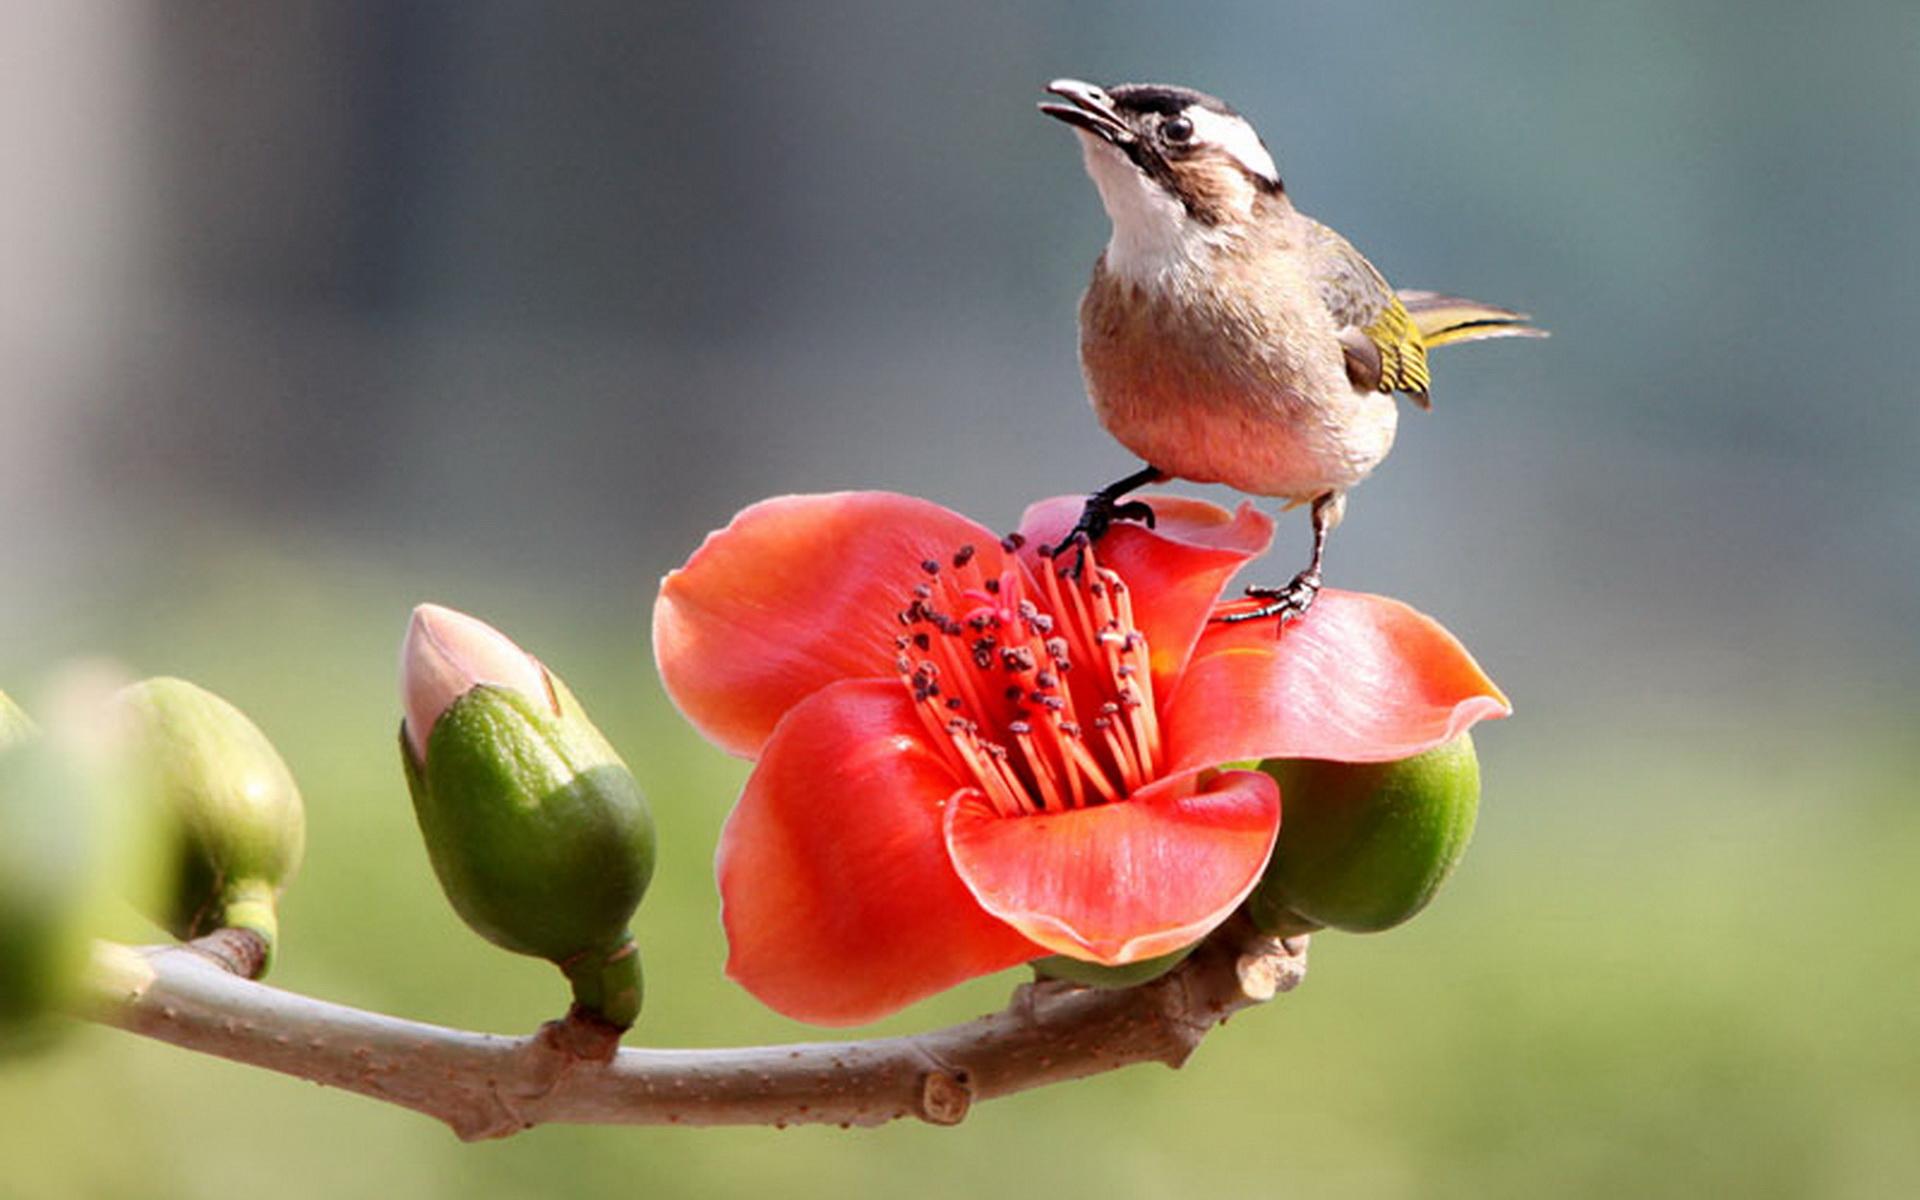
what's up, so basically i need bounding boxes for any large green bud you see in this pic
[399,604,654,1031]
[1248,733,1480,937]
[115,678,305,973]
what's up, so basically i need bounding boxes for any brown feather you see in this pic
[1338,326,1383,393]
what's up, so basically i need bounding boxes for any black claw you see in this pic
[1059,466,1166,578]
[1062,495,1154,578]
[1215,571,1323,626]
[1109,500,1157,529]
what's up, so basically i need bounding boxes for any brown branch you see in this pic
[77,927,1308,1141]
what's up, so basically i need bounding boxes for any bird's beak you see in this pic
[1039,79,1134,146]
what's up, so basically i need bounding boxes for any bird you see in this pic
[1039,79,1543,622]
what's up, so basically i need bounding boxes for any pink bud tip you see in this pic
[401,603,552,760]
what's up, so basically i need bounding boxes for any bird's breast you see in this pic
[1078,264,1396,501]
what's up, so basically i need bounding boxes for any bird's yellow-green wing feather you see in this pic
[1305,220,1433,406]
[1360,298,1432,402]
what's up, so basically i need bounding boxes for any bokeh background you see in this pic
[4,2,1917,1196]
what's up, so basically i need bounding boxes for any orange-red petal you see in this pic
[1164,589,1511,771]
[716,679,1043,1025]
[1014,495,1272,695]
[943,768,1279,964]
[655,492,1006,758]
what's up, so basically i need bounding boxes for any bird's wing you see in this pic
[1305,220,1432,407]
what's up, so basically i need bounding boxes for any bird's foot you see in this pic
[1059,494,1156,577]
[1215,569,1322,626]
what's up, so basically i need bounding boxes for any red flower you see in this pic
[654,492,1509,1025]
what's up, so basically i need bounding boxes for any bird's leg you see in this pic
[1060,464,1168,575]
[1219,493,1339,625]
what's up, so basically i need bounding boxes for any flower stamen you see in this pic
[895,540,1161,816]
[1010,721,1066,811]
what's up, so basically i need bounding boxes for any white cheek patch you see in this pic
[1184,107,1279,187]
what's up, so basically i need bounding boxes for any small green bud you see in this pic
[1248,733,1480,936]
[115,678,305,972]
[0,717,93,1054]
[400,605,654,1030]
[1033,942,1196,989]
[0,690,35,749]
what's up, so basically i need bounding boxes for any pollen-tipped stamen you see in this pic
[893,540,1162,817]
[1059,728,1123,804]
[1096,708,1145,793]
[960,734,1035,815]
[1010,722,1066,811]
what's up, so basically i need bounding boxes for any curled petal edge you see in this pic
[1165,589,1512,772]
[943,767,1280,965]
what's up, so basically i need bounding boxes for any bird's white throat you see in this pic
[1075,134,1236,289]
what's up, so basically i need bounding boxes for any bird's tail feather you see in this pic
[1398,290,1548,348]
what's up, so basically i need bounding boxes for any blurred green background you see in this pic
[3,2,1917,1196]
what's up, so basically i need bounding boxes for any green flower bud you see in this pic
[115,678,305,973]
[0,712,93,1054]
[1032,942,1196,989]
[399,605,654,1030]
[0,690,34,749]
[1248,733,1480,936]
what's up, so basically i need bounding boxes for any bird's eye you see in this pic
[1162,116,1194,143]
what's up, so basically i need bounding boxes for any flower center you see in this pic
[894,536,1163,815]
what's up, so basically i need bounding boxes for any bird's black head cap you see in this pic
[1106,83,1240,120]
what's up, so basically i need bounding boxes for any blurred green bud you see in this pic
[1033,942,1195,989]
[1248,733,1480,936]
[0,715,94,1055]
[399,604,654,1030]
[115,678,305,973]
[0,690,34,749]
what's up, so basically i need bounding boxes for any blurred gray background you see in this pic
[7,0,1917,722]
[3,3,1917,1198]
